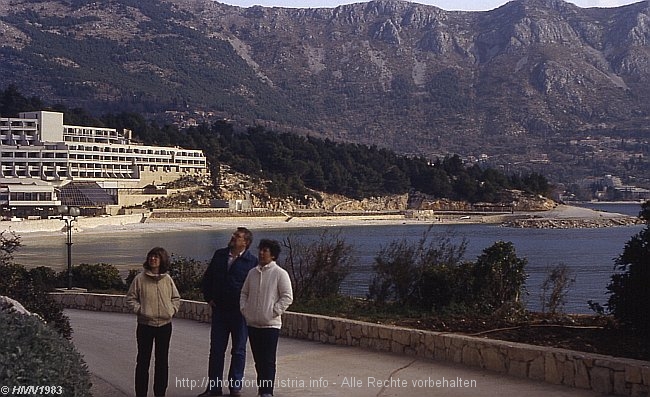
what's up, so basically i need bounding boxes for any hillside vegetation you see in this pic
[1,87,550,208]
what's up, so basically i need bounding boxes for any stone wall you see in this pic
[51,292,650,396]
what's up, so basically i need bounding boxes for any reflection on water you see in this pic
[13,219,645,314]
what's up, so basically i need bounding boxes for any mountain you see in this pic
[1,0,649,184]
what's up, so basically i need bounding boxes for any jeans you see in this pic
[247,327,280,396]
[135,322,172,397]
[207,308,248,394]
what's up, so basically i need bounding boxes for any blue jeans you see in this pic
[207,308,248,394]
[247,327,280,396]
[135,323,172,397]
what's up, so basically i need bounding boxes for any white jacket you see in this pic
[240,261,293,329]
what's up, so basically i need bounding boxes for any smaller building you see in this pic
[0,178,61,218]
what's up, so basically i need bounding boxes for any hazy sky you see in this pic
[217,0,644,11]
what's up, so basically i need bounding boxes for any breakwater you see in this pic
[503,217,642,229]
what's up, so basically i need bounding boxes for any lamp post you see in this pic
[58,205,81,290]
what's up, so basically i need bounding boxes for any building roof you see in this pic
[58,182,116,207]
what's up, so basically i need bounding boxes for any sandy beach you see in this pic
[0,204,639,238]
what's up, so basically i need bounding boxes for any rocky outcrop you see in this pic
[409,190,555,212]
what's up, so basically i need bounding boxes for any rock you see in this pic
[0,295,32,315]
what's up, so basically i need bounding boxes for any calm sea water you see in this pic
[12,203,645,314]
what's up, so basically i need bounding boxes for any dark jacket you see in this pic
[202,247,257,310]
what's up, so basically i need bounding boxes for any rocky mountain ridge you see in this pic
[1,0,649,183]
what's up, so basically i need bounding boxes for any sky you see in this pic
[217,0,644,11]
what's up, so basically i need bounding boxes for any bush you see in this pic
[0,232,71,338]
[540,263,575,315]
[168,255,207,300]
[28,266,59,291]
[368,227,468,310]
[0,263,72,338]
[59,263,126,291]
[606,201,650,333]
[283,230,355,301]
[0,230,20,262]
[471,241,527,313]
[125,268,139,288]
[0,309,92,396]
[369,230,528,316]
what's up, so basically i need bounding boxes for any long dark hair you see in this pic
[143,247,171,273]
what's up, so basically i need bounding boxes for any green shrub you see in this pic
[540,263,575,315]
[471,241,527,313]
[0,309,92,396]
[28,266,59,291]
[168,255,207,300]
[369,227,468,310]
[125,268,139,288]
[369,229,528,316]
[58,263,126,291]
[0,230,20,262]
[607,201,650,333]
[283,230,354,301]
[0,264,72,339]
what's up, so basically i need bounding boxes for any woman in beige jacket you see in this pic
[126,247,181,397]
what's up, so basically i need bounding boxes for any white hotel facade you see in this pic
[1,111,208,216]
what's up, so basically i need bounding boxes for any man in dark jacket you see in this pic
[198,227,257,397]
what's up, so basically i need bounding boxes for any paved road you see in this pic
[67,309,600,397]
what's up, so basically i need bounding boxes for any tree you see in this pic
[606,201,650,333]
[0,84,44,117]
[471,241,527,313]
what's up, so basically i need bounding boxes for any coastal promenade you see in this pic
[66,309,601,397]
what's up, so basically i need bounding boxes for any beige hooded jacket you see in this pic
[126,270,181,327]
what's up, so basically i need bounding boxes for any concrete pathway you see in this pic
[66,309,600,397]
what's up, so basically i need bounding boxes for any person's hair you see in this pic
[236,227,253,248]
[258,239,281,260]
[143,247,171,273]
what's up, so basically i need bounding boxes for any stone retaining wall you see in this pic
[51,292,650,396]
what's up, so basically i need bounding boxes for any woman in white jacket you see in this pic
[240,239,293,397]
[126,247,180,397]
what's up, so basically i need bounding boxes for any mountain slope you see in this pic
[1,0,649,173]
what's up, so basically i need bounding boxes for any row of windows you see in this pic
[1,152,68,159]
[1,157,205,168]
[9,192,53,201]
[64,127,119,137]
[0,121,37,127]
[2,151,204,163]
[66,144,204,158]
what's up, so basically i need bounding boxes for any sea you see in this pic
[11,202,645,314]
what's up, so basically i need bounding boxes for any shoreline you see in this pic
[1,204,642,238]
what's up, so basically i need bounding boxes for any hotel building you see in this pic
[1,111,208,216]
